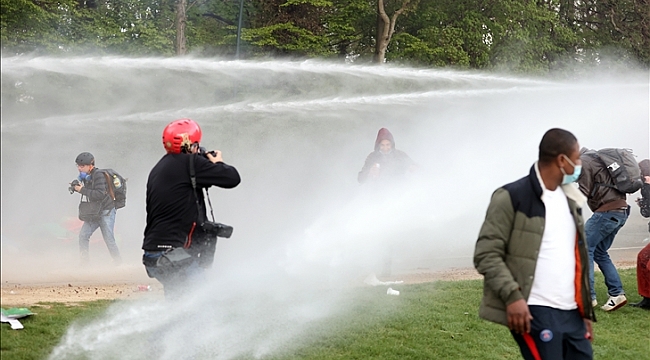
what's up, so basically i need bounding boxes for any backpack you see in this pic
[595,148,643,194]
[99,169,127,209]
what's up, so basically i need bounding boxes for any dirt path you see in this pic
[1,260,638,307]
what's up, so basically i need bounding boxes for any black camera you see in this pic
[69,179,80,194]
[198,146,217,158]
[201,221,233,238]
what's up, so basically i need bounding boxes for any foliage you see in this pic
[1,0,648,68]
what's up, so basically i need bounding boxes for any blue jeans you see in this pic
[585,208,628,300]
[143,250,204,299]
[79,207,121,263]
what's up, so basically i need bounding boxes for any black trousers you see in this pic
[511,305,592,360]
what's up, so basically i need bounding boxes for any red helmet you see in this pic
[162,118,202,154]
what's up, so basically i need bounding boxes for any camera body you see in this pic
[198,146,217,158]
[194,221,233,269]
[201,221,233,238]
[69,179,80,194]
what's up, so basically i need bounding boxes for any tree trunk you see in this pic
[175,0,187,56]
[373,0,413,64]
[374,3,388,63]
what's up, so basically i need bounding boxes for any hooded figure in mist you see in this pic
[357,128,417,184]
[357,128,416,277]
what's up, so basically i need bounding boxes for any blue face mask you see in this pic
[78,172,91,181]
[561,155,582,185]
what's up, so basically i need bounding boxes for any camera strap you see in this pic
[188,154,216,225]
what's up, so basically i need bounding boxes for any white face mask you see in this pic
[560,155,582,184]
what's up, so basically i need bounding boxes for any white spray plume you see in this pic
[1,57,647,359]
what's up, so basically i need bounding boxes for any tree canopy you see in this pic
[1,0,648,71]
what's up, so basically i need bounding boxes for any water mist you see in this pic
[1,57,648,359]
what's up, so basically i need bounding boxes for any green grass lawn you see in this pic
[1,269,648,359]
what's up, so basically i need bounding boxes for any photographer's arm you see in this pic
[195,155,241,189]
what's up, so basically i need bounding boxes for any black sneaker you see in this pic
[630,297,650,310]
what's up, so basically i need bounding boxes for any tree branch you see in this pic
[186,0,205,13]
[609,8,623,33]
[389,0,412,38]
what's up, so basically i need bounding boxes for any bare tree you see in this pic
[373,0,415,63]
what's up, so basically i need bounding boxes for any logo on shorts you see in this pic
[540,329,553,342]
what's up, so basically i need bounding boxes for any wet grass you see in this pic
[1,269,648,359]
[0,300,113,360]
[273,268,649,359]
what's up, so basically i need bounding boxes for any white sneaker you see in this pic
[601,294,627,312]
[592,299,598,307]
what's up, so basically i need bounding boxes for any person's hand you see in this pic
[584,319,593,342]
[368,164,380,178]
[506,299,533,334]
[206,150,223,163]
[644,175,650,184]
[74,182,84,193]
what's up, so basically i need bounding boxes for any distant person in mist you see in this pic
[631,159,650,309]
[474,128,595,360]
[142,118,240,299]
[357,127,416,277]
[357,128,417,184]
[70,152,122,265]
[577,148,632,312]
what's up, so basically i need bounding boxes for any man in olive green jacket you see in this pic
[474,128,596,360]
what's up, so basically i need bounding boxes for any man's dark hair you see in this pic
[538,128,577,164]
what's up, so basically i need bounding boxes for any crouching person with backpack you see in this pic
[71,152,123,265]
[142,119,240,299]
[577,148,644,312]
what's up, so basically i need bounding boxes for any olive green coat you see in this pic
[474,164,596,326]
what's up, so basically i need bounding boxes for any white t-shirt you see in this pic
[527,184,577,310]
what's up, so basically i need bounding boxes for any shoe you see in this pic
[630,297,650,310]
[601,294,627,312]
[591,299,598,307]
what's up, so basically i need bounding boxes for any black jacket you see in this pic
[79,168,114,211]
[640,183,650,219]
[143,153,240,251]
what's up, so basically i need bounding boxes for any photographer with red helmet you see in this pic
[142,118,240,298]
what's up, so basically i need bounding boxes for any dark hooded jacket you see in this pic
[577,148,628,212]
[78,167,115,212]
[358,128,415,184]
